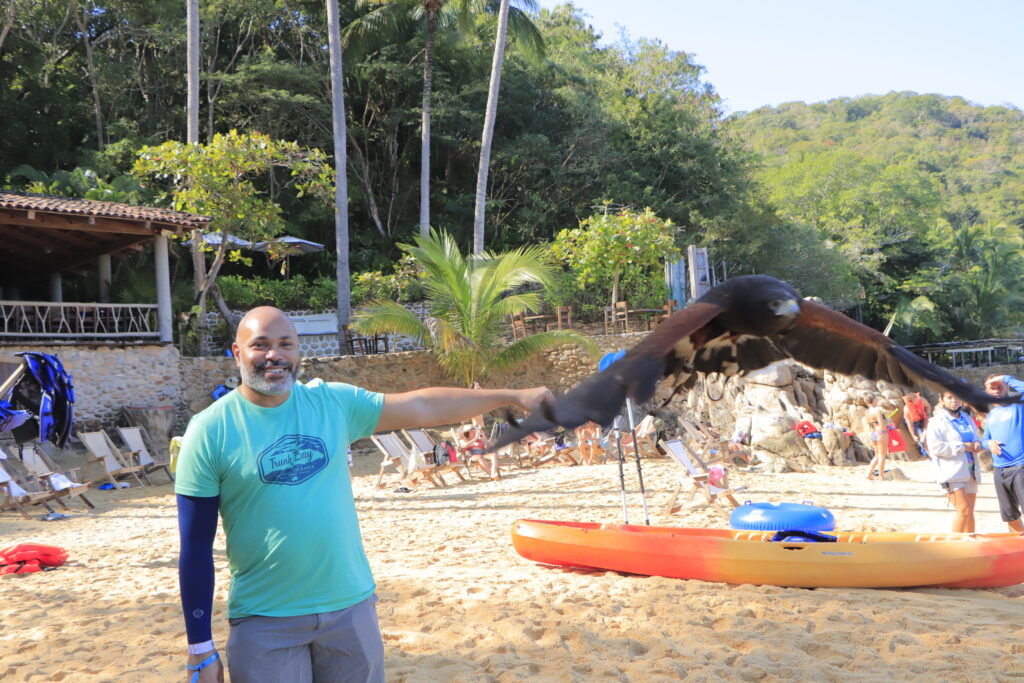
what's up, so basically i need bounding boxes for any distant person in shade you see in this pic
[981,374,1024,532]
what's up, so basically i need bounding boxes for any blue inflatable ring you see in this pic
[729,502,835,531]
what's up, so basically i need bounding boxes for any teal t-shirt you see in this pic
[174,380,384,619]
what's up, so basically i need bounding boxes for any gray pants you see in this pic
[227,595,384,683]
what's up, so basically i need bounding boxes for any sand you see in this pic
[2,445,1023,682]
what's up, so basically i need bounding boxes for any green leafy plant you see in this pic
[353,230,597,386]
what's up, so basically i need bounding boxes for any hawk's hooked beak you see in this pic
[769,298,800,317]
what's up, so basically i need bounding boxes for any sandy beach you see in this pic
[2,443,1023,682]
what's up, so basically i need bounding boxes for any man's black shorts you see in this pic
[993,464,1024,522]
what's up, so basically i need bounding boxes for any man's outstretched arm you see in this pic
[178,494,224,682]
[376,386,552,432]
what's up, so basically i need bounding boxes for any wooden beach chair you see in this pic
[660,439,746,518]
[403,429,467,484]
[117,425,174,484]
[77,430,148,488]
[679,418,750,465]
[0,455,64,517]
[449,426,491,479]
[371,432,443,489]
[17,444,94,509]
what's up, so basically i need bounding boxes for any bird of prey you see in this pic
[492,275,1012,450]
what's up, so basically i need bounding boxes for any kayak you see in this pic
[511,519,1024,588]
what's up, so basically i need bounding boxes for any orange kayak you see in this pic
[511,519,1024,588]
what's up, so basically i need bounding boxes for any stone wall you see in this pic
[0,344,180,429]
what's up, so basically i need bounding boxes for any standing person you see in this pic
[981,374,1024,532]
[864,396,892,481]
[925,391,982,532]
[902,391,931,450]
[176,307,552,683]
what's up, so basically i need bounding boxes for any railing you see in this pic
[0,301,159,341]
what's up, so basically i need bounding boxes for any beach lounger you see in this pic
[679,418,751,465]
[489,421,527,469]
[660,438,746,518]
[117,425,174,484]
[403,429,467,483]
[0,454,64,517]
[77,430,148,488]
[371,432,444,490]
[17,443,94,509]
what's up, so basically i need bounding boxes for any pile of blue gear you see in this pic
[4,352,75,449]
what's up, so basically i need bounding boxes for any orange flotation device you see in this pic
[0,543,68,575]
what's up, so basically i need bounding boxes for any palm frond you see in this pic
[352,300,428,342]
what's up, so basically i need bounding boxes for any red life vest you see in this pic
[0,543,68,575]
[906,397,929,423]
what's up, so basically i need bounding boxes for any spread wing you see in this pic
[780,300,1006,411]
[490,302,726,450]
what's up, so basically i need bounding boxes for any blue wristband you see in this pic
[187,651,220,683]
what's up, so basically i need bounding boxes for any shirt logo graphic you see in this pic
[257,435,329,485]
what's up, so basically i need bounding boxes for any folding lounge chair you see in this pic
[529,431,579,468]
[679,418,751,465]
[371,432,444,489]
[403,429,466,483]
[17,443,94,509]
[77,430,148,487]
[117,426,174,484]
[0,455,63,517]
[660,438,746,518]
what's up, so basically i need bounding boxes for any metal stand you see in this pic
[612,423,630,524]
[624,398,651,525]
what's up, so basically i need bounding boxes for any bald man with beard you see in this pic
[175,307,552,683]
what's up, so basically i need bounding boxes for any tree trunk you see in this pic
[74,2,105,151]
[472,0,511,255]
[0,3,17,57]
[419,11,437,236]
[186,0,205,351]
[326,0,352,341]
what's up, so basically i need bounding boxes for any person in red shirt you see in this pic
[903,391,932,447]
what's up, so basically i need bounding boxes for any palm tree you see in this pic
[353,230,596,386]
[345,0,543,237]
[471,0,509,254]
[326,0,353,339]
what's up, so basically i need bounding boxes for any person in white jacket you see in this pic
[925,391,983,532]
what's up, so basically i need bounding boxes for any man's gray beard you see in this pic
[239,362,298,396]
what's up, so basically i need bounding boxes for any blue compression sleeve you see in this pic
[177,494,220,644]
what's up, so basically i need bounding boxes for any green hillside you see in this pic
[727,93,1024,343]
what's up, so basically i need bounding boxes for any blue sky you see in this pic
[536,0,1023,114]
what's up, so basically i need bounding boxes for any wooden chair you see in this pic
[654,299,679,327]
[660,438,746,518]
[341,325,370,355]
[612,301,630,333]
[546,306,573,331]
[17,444,94,509]
[509,313,528,341]
[0,456,64,517]
[117,425,175,484]
[371,432,443,489]
[527,431,579,467]
[679,418,751,465]
[77,430,148,487]
[402,429,467,484]
[619,414,662,458]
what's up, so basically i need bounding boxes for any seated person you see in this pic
[457,423,500,480]
[574,421,603,465]
[522,429,554,460]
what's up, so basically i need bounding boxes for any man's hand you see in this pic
[186,652,224,683]
[987,440,1003,455]
[514,386,555,414]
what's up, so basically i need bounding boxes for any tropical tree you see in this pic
[132,130,333,330]
[552,206,680,307]
[352,230,596,386]
[345,0,542,236]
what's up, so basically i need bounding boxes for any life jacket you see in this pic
[0,543,68,576]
